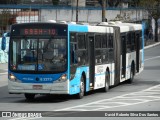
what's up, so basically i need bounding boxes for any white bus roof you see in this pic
[88,25,114,33]
[97,21,142,33]
[108,22,142,33]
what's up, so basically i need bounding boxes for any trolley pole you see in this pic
[76,0,79,22]
[102,0,106,22]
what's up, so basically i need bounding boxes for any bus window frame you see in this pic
[107,33,114,63]
[9,36,68,74]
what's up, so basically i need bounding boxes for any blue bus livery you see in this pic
[8,21,144,100]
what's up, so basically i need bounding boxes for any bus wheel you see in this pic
[76,77,85,99]
[24,93,35,100]
[128,66,134,83]
[103,71,110,92]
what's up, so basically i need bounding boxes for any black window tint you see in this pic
[139,31,142,49]
[126,32,131,52]
[95,35,101,48]
[136,32,141,50]
[108,34,113,48]
[127,33,131,45]
[78,34,86,49]
[102,35,107,48]
[70,43,77,65]
[131,32,135,51]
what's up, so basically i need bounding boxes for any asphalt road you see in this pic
[0,44,160,120]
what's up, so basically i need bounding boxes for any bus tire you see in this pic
[76,76,85,99]
[103,71,110,92]
[128,65,134,83]
[24,93,35,100]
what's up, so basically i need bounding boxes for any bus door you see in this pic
[135,32,140,73]
[88,35,95,89]
[121,35,126,78]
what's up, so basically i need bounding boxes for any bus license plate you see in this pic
[33,85,42,90]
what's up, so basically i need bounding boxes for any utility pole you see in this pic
[76,0,79,22]
[102,0,106,22]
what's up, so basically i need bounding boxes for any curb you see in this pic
[144,42,160,49]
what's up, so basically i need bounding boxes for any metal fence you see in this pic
[0,8,39,36]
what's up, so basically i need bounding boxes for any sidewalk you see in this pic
[0,63,8,74]
[144,41,160,49]
[0,63,8,69]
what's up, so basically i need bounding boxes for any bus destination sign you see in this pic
[21,28,57,36]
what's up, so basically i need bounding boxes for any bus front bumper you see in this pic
[8,80,69,94]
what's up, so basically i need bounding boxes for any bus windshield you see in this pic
[10,37,67,73]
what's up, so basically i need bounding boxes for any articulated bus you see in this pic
[8,21,144,100]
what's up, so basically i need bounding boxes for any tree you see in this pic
[99,0,121,7]
[139,0,160,42]
[0,9,12,34]
[0,0,21,4]
[52,0,59,5]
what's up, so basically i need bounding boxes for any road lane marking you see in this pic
[8,85,160,119]
[144,56,160,61]
[55,84,160,111]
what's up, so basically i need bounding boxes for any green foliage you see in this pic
[0,0,21,4]
[0,10,12,27]
[52,0,59,5]
[139,0,160,19]
[139,0,160,42]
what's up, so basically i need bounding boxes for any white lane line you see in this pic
[85,100,158,111]
[55,84,160,111]
[144,84,160,91]
[144,56,160,61]
[130,91,160,95]
[9,86,160,120]
[95,102,130,105]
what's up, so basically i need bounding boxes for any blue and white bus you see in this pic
[8,21,144,100]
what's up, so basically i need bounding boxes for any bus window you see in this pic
[10,38,67,72]
[108,34,114,62]
[139,31,142,49]
[101,35,108,63]
[102,35,107,48]
[78,34,86,49]
[131,32,135,51]
[21,39,37,63]
[95,35,102,49]
[77,33,87,65]
[70,43,77,65]
[127,32,131,52]
[70,32,78,65]
[108,34,113,48]
[70,43,78,77]
[95,35,102,64]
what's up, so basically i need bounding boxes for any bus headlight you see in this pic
[9,74,21,83]
[60,74,67,81]
[54,74,67,83]
[9,74,16,81]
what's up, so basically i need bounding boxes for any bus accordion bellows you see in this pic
[8,21,144,100]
